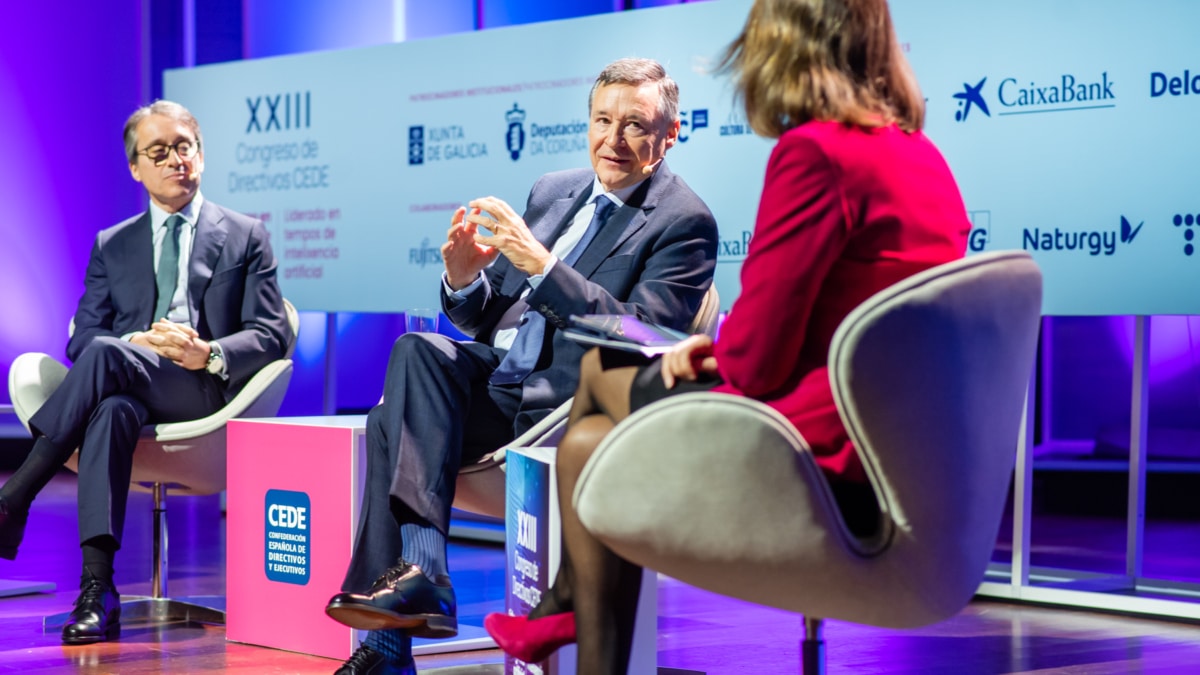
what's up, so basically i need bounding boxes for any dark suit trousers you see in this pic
[27,337,225,546]
[342,333,521,591]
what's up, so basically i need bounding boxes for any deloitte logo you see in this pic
[1173,212,1198,256]
[953,71,1116,121]
[1023,216,1141,257]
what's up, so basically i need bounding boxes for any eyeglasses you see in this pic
[136,140,200,165]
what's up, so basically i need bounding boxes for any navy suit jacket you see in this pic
[443,162,718,426]
[68,200,293,398]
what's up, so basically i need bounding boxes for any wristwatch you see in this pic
[205,341,225,375]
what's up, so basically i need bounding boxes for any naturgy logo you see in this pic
[953,72,1115,122]
[1023,216,1142,257]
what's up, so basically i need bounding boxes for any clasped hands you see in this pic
[131,320,211,370]
[442,196,553,291]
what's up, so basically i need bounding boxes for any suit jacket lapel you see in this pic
[187,201,229,325]
[570,163,670,279]
[115,213,156,326]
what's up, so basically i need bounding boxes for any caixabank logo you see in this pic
[407,123,489,166]
[953,71,1116,122]
[1024,216,1141,257]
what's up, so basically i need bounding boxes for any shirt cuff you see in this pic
[527,256,558,290]
[442,271,485,303]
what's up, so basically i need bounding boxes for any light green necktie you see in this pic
[154,214,184,321]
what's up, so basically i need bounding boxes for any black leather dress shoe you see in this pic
[61,576,121,645]
[325,560,457,637]
[334,644,416,675]
[0,496,28,561]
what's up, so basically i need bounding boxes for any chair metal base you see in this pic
[44,595,225,632]
[802,616,825,675]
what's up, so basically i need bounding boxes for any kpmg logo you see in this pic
[246,92,312,133]
[953,71,1116,121]
[1151,69,1200,98]
[505,103,526,161]
[1173,212,1197,256]
[678,109,709,142]
[408,126,425,165]
[967,210,991,252]
[1023,216,1141,257]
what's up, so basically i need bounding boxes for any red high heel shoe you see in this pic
[484,611,576,663]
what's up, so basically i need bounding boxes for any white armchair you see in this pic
[7,299,300,627]
[572,251,1043,673]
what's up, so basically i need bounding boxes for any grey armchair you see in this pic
[452,284,722,520]
[572,251,1043,673]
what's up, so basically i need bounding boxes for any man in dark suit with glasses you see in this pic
[0,100,293,645]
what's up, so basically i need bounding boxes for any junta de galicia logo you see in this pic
[1023,216,1141,257]
[408,125,424,165]
[953,71,1116,122]
[407,124,488,164]
[505,103,526,161]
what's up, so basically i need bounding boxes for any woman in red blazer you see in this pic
[487,0,971,671]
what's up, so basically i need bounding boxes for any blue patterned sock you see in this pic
[364,628,412,664]
[400,522,448,579]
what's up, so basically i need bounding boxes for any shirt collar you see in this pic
[149,192,204,232]
[589,177,642,209]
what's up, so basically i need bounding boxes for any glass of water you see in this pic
[405,308,438,334]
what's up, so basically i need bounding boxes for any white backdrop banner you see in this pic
[165,0,1200,316]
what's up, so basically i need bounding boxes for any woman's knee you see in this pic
[557,415,613,477]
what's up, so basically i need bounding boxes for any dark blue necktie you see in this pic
[490,195,615,385]
[154,214,184,321]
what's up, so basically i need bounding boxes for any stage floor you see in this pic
[2,472,1200,673]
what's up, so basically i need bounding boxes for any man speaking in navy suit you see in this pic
[0,101,293,644]
[323,58,719,674]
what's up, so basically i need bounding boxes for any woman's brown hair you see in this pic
[720,0,924,138]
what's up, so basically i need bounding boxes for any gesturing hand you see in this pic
[468,196,554,277]
[660,334,718,389]
[442,206,500,290]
